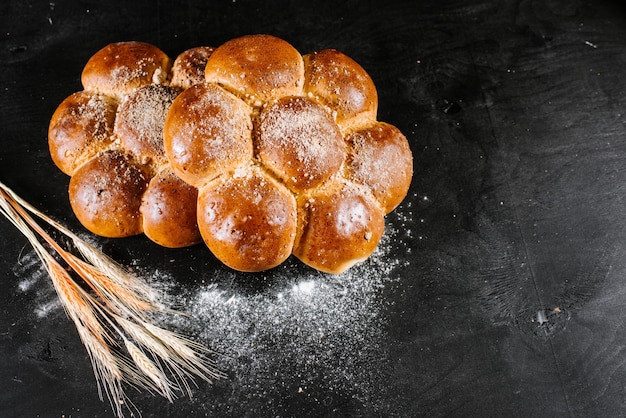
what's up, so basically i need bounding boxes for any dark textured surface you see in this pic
[2,0,626,416]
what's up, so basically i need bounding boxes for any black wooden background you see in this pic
[2,0,626,416]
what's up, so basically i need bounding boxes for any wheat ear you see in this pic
[0,181,222,417]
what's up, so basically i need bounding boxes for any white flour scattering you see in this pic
[8,218,408,414]
[158,227,406,415]
[12,249,62,319]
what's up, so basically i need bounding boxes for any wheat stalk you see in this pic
[0,181,223,417]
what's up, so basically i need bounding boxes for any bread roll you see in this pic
[69,150,149,238]
[114,84,180,167]
[255,96,345,192]
[170,46,215,89]
[204,34,304,106]
[345,122,413,214]
[197,165,297,272]
[294,179,385,274]
[48,91,117,176]
[50,35,413,273]
[141,167,201,248]
[81,41,171,98]
[163,83,253,188]
[303,49,378,132]
[51,42,203,247]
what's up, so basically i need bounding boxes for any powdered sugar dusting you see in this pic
[110,56,153,86]
[114,84,179,165]
[165,84,253,187]
[256,96,345,191]
[72,93,115,142]
[346,122,413,213]
[171,46,215,89]
[49,91,116,175]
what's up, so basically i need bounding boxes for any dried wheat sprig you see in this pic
[1,183,166,311]
[143,322,224,380]
[74,320,128,415]
[0,205,128,403]
[46,257,116,346]
[123,337,176,400]
[115,316,196,395]
[73,239,165,308]
[0,181,222,417]
[66,253,155,314]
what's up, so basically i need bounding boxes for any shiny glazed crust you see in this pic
[163,83,253,188]
[303,49,378,132]
[51,41,203,247]
[49,35,413,273]
[294,179,385,274]
[48,91,117,176]
[345,122,413,214]
[81,41,171,98]
[204,34,305,106]
[197,165,297,272]
[69,150,149,238]
[141,167,201,248]
[170,46,215,89]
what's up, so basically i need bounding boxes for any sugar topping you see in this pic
[171,46,215,89]
[73,93,116,141]
[115,84,179,167]
[164,84,253,187]
[256,96,345,191]
[48,91,117,175]
[346,122,413,213]
[52,36,412,273]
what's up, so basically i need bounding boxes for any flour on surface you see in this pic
[12,249,62,319]
[155,227,406,414]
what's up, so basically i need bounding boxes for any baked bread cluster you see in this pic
[48,35,413,274]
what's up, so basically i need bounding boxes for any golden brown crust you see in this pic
[204,34,304,106]
[141,167,202,248]
[303,49,378,132]
[69,150,150,238]
[346,122,413,214]
[197,165,297,272]
[171,46,215,89]
[48,91,117,176]
[255,96,346,192]
[51,36,413,272]
[114,84,180,167]
[164,83,254,188]
[294,179,385,274]
[81,41,171,98]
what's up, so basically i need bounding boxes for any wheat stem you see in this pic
[0,181,222,418]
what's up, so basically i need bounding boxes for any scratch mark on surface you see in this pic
[584,40,598,49]
[467,39,574,416]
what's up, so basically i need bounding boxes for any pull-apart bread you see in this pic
[48,35,413,274]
